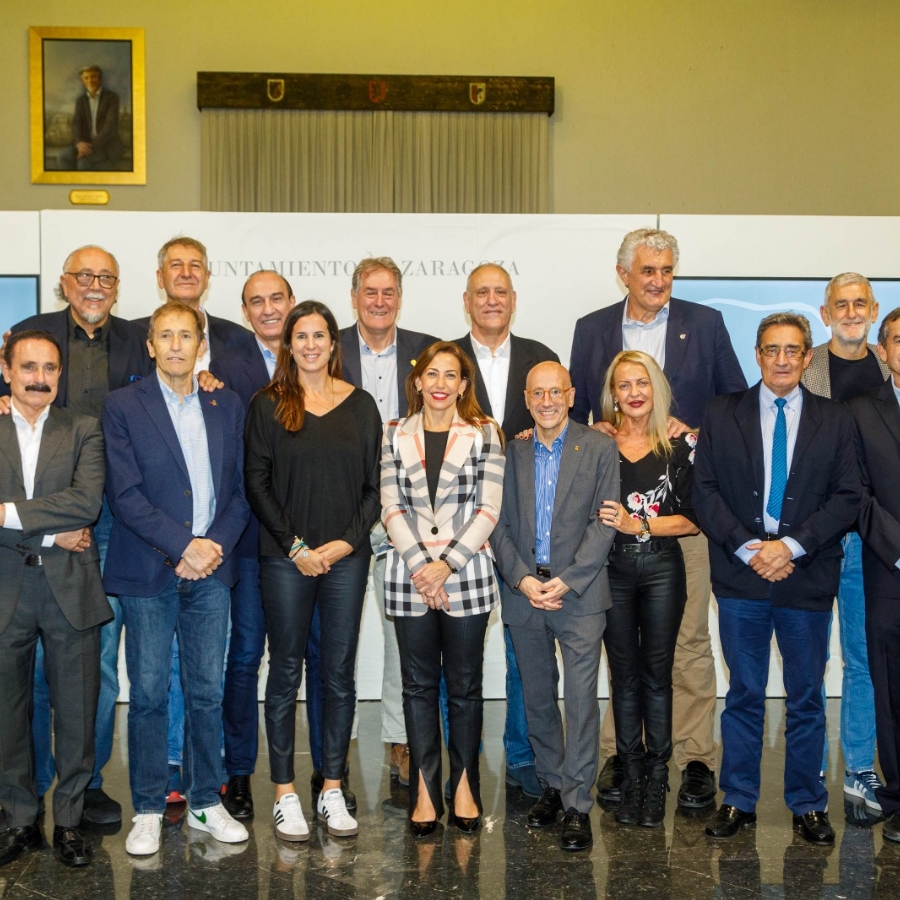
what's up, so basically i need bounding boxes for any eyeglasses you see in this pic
[528,388,570,401]
[66,272,118,289]
[758,345,805,359]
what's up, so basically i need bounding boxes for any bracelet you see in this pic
[442,558,457,575]
[289,536,309,559]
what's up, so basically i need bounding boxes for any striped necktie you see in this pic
[766,397,788,521]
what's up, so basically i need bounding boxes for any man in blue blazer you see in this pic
[102,302,249,857]
[569,228,746,811]
[694,313,860,845]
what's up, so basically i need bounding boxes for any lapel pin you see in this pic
[410,359,417,366]
[210,399,217,406]
[680,333,686,340]
[574,445,579,451]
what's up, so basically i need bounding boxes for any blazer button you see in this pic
[752,491,758,497]
[184,489,192,497]
[431,526,438,535]
[184,521,191,528]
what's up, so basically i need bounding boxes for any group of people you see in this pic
[1,227,899,869]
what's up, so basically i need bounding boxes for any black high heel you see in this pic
[409,819,439,838]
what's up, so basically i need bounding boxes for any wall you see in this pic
[2,1,899,215]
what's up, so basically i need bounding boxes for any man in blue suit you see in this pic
[569,228,747,811]
[102,302,249,857]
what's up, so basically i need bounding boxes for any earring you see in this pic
[613,399,620,412]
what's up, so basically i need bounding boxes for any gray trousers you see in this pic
[508,609,605,813]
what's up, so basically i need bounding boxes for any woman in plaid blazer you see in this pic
[381,341,505,838]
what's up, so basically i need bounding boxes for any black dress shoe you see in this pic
[640,777,669,828]
[678,761,717,810]
[53,826,92,867]
[792,810,835,846]
[884,812,900,844]
[527,787,563,828]
[596,756,624,804]
[310,769,357,813]
[559,809,593,852]
[409,819,439,839]
[705,804,756,838]
[615,776,644,826]
[0,825,44,867]
[82,788,122,825]
[222,775,254,819]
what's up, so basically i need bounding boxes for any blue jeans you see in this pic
[306,605,324,773]
[31,498,122,795]
[821,532,876,774]
[121,577,230,814]
[718,596,830,815]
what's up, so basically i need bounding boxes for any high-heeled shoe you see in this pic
[409,819,439,839]
[449,810,482,834]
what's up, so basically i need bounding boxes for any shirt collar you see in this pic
[358,325,397,356]
[623,301,670,327]
[255,336,277,363]
[469,331,511,359]
[893,379,900,406]
[156,370,199,404]
[10,398,51,431]
[535,421,569,453]
[759,382,802,410]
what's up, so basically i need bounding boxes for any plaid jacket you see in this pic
[802,343,889,398]
[380,411,505,617]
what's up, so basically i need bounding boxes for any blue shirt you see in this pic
[622,301,669,369]
[533,423,568,565]
[256,337,277,378]
[157,372,216,536]
[358,326,398,423]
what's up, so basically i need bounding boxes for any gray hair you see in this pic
[756,312,813,353]
[466,262,514,293]
[79,65,102,77]
[878,307,900,346]
[55,244,119,303]
[157,236,209,272]
[617,228,680,270]
[824,272,875,306]
[351,257,402,295]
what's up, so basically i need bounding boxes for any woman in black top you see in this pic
[597,350,699,828]
[244,301,381,841]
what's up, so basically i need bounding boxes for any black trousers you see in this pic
[604,544,687,781]
[394,609,490,819]
[260,554,369,784]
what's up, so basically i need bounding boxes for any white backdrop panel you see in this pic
[0,212,40,274]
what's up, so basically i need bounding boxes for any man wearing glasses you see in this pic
[1,245,152,826]
[693,313,861,845]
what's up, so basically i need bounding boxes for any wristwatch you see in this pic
[638,515,651,543]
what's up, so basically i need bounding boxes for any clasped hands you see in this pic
[411,560,452,611]
[518,575,570,611]
[291,539,353,577]
[746,539,794,582]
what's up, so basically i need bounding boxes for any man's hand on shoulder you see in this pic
[181,538,224,577]
[514,428,534,441]
[666,416,693,438]
[197,370,224,393]
[0,396,10,416]
[591,421,617,437]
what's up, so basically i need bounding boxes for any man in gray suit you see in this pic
[492,361,619,852]
[0,331,110,868]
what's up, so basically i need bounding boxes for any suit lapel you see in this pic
[341,329,362,392]
[395,330,420,418]
[0,418,25,494]
[201,394,225,502]
[436,415,477,507]
[396,414,431,510]
[34,410,67,489]
[663,300,690,379]
[140,378,191,481]
[735,385,765,500]
[551,425,582,520]
[502,335,527,435]
[107,316,132,391]
[516,439,537,549]
[789,387,822,484]
[456,334,493,418]
[874,378,900,448]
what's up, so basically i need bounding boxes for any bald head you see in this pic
[525,362,574,446]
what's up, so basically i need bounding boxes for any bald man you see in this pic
[492,362,619,852]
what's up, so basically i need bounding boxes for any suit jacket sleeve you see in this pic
[94,91,120,153]
[380,421,432,573]
[712,311,748,397]
[441,423,506,573]
[555,437,619,596]
[569,320,593,425]
[8,417,105,543]
[338,395,383,553]
[490,443,534,591]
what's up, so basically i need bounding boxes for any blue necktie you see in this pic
[766,397,788,521]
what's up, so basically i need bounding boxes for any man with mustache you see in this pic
[1,245,152,827]
[0,330,110,867]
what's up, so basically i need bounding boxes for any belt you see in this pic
[24,554,42,567]
[611,539,675,554]
[536,565,551,578]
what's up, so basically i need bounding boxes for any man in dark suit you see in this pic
[102,302,250,857]
[56,66,122,171]
[493,361,618,852]
[340,256,438,786]
[569,228,746,811]
[694,312,860,845]
[0,330,111,868]
[453,263,559,799]
[848,306,900,843]
[1,244,152,826]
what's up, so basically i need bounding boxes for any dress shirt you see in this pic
[157,372,215,536]
[67,312,109,418]
[358,326,398,423]
[470,331,511,427]
[88,88,101,138]
[533,423,568,565]
[256,336,277,379]
[622,300,669,369]
[3,401,56,547]
[192,307,212,375]
[735,383,805,563]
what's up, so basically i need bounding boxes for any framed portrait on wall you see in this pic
[29,26,146,185]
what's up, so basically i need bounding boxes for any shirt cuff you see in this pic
[735,540,757,564]
[781,536,806,559]
[894,557,900,571]
[3,502,22,531]
[42,534,56,548]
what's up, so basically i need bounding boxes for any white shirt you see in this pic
[735,383,805,563]
[2,400,56,547]
[470,331,511,427]
[87,87,102,139]
[622,300,669,369]
[358,326,398,423]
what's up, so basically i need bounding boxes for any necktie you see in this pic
[766,397,788,521]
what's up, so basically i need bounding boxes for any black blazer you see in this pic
[849,379,900,602]
[340,325,439,418]
[693,383,861,609]
[569,297,747,429]
[3,309,153,407]
[133,312,254,362]
[452,333,559,438]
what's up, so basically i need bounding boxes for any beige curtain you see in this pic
[201,109,548,213]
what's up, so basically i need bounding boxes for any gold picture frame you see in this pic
[29,26,146,185]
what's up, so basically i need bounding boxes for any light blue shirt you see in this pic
[622,301,669,369]
[735,383,805,564]
[256,336,277,378]
[534,423,568,566]
[358,327,398,423]
[157,372,216,536]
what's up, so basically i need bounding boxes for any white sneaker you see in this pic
[187,802,249,843]
[316,788,358,836]
[274,793,310,842]
[125,813,163,856]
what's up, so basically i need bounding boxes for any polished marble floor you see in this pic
[2,699,900,899]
